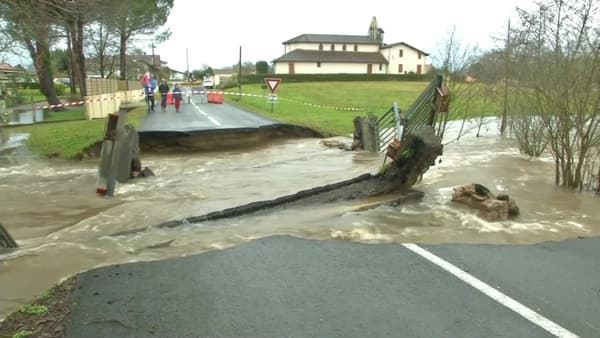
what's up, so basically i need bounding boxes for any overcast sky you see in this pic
[154,0,536,72]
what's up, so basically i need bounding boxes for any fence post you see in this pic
[112,110,134,183]
[393,101,402,139]
[84,95,91,120]
[429,74,443,126]
[96,113,119,196]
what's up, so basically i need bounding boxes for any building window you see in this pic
[343,44,347,51]
[317,62,321,68]
[330,44,335,51]
[319,43,323,51]
[354,44,358,51]
[399,49,403,57]
[398,64,403,73]
[418,53,422,59]
[379,64,382,71]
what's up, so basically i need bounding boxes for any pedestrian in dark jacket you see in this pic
[172,83,183,112]
[143,75,157,112]
[158,79,169,112]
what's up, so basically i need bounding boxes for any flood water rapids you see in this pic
[1,119,599,319]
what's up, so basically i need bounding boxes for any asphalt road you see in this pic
[138,91,278,133]
[64,235,598,338]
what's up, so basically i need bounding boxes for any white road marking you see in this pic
[191,101,221,126]
[402,243,579,338]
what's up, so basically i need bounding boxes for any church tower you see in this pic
[367,16,384,45]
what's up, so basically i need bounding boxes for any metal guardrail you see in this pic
[376,103,402,151]
[403,74,443,137]
[376,74,447,152]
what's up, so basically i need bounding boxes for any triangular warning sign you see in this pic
[264,78,282,93]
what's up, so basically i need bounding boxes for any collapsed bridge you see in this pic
[154,75,449,229]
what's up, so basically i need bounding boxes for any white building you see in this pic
[273,17,429,75]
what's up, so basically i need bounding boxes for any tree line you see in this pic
[438,0,599,191]
[0,0,173,105]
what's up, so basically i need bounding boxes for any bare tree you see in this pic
[433,27,497,141]
[434,26,480,87]
[510,0,600,189]
[85,22,119,78]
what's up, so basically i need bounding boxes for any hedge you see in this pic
[240,72,435,84]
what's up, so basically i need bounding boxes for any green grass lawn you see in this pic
[19,89,47,103]
[225,81,430,135]
[44,108,86,122]
[5,106,147,159]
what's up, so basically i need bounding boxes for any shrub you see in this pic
[4,96,28,107]
[19,304,48,315]
[12,330,34,338]
[241,72,434,84]
[54,83,68,96]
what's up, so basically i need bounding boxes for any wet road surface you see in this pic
[138,95,278,133]
[65,235,595,338]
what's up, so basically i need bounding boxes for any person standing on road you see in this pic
[158,79,170,112]
[143,75,157,113]
[172,83,183,112]
[141,71,150,88]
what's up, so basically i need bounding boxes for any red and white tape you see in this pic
[34,90,364,112]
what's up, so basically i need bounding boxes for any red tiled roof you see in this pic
[0,63,15,71]
[0,64,21,73]
[273,49,388,64]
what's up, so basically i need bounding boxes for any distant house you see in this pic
[86,54,167,80]
[273,17,429,75]
[213,70,236,87]
[0,64,24,83]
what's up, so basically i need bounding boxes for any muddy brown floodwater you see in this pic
[1,118,599,319]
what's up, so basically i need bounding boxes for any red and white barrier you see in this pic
[34,89,364,113]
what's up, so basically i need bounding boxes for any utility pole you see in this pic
[500,19,511,136]
[151,43,156,69]
[238,46,242,97]
[186,48,190,81]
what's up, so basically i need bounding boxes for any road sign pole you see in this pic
[264,78,281,113]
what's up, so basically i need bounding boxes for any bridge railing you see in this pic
[376,102,402,152]
[403,74,444,138]
[377,74,448,152]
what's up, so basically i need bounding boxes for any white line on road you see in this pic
[191,101,221,126]
[402,243,579,338]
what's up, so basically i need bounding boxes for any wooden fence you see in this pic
[84,77,145,120]
[87,78,117,96]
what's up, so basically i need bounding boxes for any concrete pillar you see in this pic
[109,110,132,183]
[96,112,123,197]
[360,114,379,152]
[96,139,115,196]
